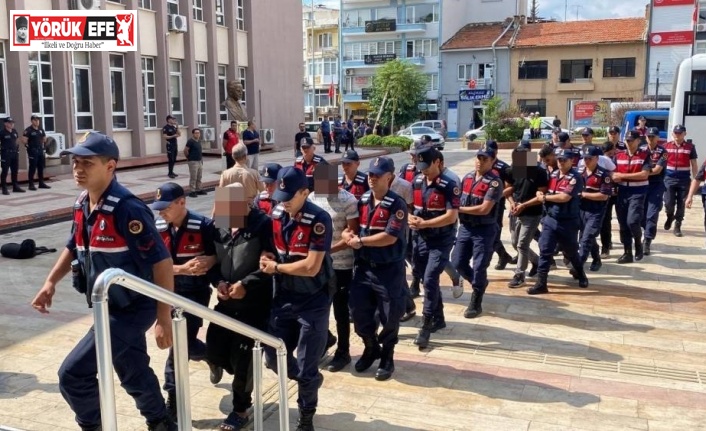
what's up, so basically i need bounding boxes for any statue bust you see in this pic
[223,81,248,122]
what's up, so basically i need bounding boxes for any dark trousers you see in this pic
[322,133,332,152]
[343,139,354,152]
[579,208,606,263]
[0,152,19,188]
[702,195,706,232]
[334,135,341,152]
[617,189,646,251]
[27,148,46,185]
[493,200,508,256]
[225,153,235,169]
[452,223,497,294]
[642,181,665,240]
[413,237,453,318]
[600,195,617,250]
[349,261,406,351]
[163,289,211,394]
[537,217,582,278]
[207,304,269,414]
[330,269,353,353]
[167,148,177,174]
[58,299,166,429]
[664,178,690,222]
[264,291,330,411]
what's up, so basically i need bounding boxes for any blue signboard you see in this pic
[459,89,493,102]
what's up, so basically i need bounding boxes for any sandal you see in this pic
[220,411,249,431]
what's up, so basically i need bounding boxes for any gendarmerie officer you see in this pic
[529,149,588,294]
[343,157,407,381]
[663,124,698,237]
[295,137,329,192]
[613,130,652,264]
[483,140,514,270]
[0,117,25,194]
[31,132,177,431]
[642,127,668,255]
[452,145,502,318]
[409,147,460,349]
[260,167,334,431]
[255,163,282,216]
[162,115,181,178]
[150,182,217,421]
[399,141,425,298]
[22,114,50,190]
[686,158,706,247]
[577,146,613,272]
[339,149,369,200]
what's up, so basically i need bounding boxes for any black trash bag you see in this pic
[1,239,56,259]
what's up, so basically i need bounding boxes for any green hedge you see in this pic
[357,135,412,150]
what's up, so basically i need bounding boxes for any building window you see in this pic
[375,7,396,21]
[192,0,203,21]
[406,39,438,58]
[196,62,207,126]
[236,0,245,30]
[28,51,55,132]
[342,9,371,28]
[344,41,401,61]
[167,0,179,15]
[518,60,548,79]
[109,54,127,129]
[138,0,152,9]
[696,40,706,54]
[218,65,228,121]
[518,99,546,116]
[406,4,438,23]
[314,89,331,107]
[427,74,438,91]
[238,67,247,104]
[72,52,93,131]
[141,56,157,128]
[318,33,332,49]
[457,64,472,81]
[560,59,592,83]
[603,57,636,78]
[107,0,125,3]
[215,0,225,25]
[0,43,8,118]
[169,60,183,124]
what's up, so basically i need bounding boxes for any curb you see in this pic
[0,150,389,234]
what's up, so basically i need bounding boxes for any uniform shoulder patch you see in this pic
[313,222,326,235]
[128,220,144,235]
[490,180,500,188]
[604,176,611,183]
[453,186,460,195]
[662,153,668,160]
[395,209,405,220]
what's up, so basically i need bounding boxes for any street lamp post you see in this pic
[655,62,660,109]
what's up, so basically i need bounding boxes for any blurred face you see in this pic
[213,186,251,228]
[313,164,338,196]
[368,171,392,193]
[341,160,359,177]
[158,197,186,223]
[476,155,494,174]
[557,157,573,173]
[72,156,116,190]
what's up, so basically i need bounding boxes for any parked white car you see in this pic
[409,120,447,139]
[397,126,445,150]
[464,125,487,141]
[523,120,570,140]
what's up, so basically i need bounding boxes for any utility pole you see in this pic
[655,62,660,109]
[310,0,316,120]
[564,0,568,22]
[572,5,582,21]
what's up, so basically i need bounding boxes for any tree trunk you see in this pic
[374,89,389,134]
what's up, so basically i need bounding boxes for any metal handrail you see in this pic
[91,268,290,431]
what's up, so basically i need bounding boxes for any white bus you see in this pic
[669,54,706,157]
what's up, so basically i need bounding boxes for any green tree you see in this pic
[482,96,526,142]
[368,59,427,132]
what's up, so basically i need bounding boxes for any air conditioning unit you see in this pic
[201,127,216,142]
[71,0,101,10]
[45,133,66,159]
[698,24,706,32]
[345,69,354,76]
[168,14,188,33]
[260,129,275,145]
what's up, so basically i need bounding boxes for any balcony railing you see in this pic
[557,77,594,91]
[341,22,427,34]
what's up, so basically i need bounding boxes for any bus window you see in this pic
[685,93,706,116]
[644,117,668,131]
[692,71,706,92]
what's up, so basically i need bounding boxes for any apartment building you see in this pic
[511,18,648,125]
[0,0,301,176]
[303,4,340,121]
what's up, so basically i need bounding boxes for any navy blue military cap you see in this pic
[647,127,660,137]
[625,130,641,141]
[517,139,531,151]
[341,149,360,163]
[608,125,620,134]
[409,140,429,155]
[582,146,603,158]
[485,140,498,150]
[556,149,577,160]
[60,132,120,160]
[581,127,594,136]
[150,182,185,210]
[416,147,440,170]
[477,142,497,158]
[673,124,686,133]
[4,117,14,123]
[259,163,282,184]
[273,166,308,202]
[558,132,571,142]
[301,137,314,148]
[368,156,394,176]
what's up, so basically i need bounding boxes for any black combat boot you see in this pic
[354,337,381,372]
[414,316,433,349]
[634,240,644,261]
[576,268,589,288]
[526,274,549,295]
[589,258,602,272]
[166,391,177,422]
[617,247,633,264]
[147,416,177,431]
[664,214,674,231]
[674,222,683,237]
[409,277,421,298]
[375,347,395,381]
[463,291,484,319]
[12,184,25,193]
[28,182,37,191]
[494,251,512,270]
[1,185,8,195]
[296,408,316,431]
[643,239,651,256]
